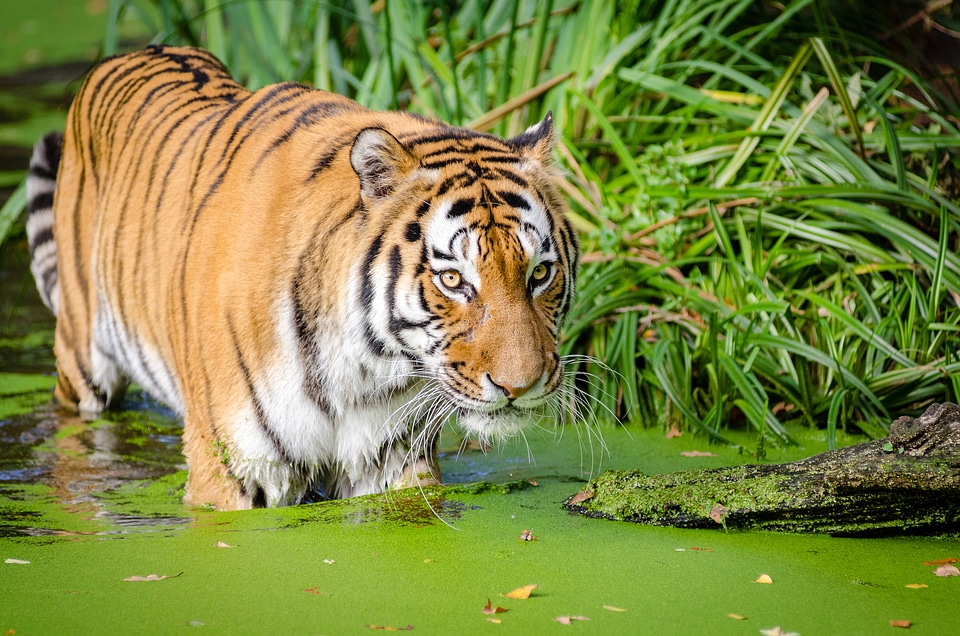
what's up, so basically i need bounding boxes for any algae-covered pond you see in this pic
[2,6,959,635]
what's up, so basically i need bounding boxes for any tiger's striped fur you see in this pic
[26,45,579,510]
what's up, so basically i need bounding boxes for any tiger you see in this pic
[25,44,579,510]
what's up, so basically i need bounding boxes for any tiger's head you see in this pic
[349,113,578,441]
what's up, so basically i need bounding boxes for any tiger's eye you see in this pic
[531,263,549,281]
[440,270,462,289]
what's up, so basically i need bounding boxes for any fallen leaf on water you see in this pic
[666,425,682,439]
[482,599,508,615]
[904,584,928,589]
[568,489,593,505]
[754,574,773,584]
[323,559,336,565]
[527,479,538,487]
[922,557,958,566]
[123,572,182,582]
[555,616,589,625]
[727,613,747,620]
[4,559,29,565]
[680,450,715,457]
[302,587,323,595]
[504,584,538,599]
[366,625,413,631]
[216,541,232,548]
[933,564,960,577]
[602,605,626,612]
[709,505,728,524]
[423,559,434,563]
[890,619,911,628]
[486,618,501,624]
[518,530,537,541]
[690,546,713,552]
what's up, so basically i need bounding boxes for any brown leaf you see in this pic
[922,557,958,566]
[890,620,912,628]
[933,564,960,577]
[568,489,594,505]
[709,505,728,524]
[482,599,508,615]
[904,584,928,589]
[302,587,323,595]
[366,625,413,631]
[665,425,682,439]
[602,605,626,612]
[216,541,232,548]
[518,530,537,541]
[503,584,538,599]
[690,546,712,552]
[753,574,773,584]
[555,616,589,624]
[123,572,182,582]
[680,450,715,457]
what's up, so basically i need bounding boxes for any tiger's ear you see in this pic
[508,112,555,164]
[350,127,417,201]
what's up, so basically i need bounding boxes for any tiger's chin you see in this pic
[455,403,545,444]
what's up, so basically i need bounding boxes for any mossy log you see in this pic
[564,402,960,536]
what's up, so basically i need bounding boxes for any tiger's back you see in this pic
[28,45,578,510]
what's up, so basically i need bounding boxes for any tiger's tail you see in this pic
[26,131,62,316]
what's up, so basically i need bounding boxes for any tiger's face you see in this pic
[350,115,577,441]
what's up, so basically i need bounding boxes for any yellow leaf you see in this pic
[728,614,747,620]
[504,584,538,599]
[602,605,626,612]
[904,584,928,589]
[216,541,232,548]
[754,574,773,584]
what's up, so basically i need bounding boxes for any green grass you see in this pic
[5,0,959,452]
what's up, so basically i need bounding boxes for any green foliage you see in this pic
[7,0,959,452]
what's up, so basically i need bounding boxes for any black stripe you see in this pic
[447,198,474,218]
[225,315,294,465]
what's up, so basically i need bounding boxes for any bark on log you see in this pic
[563,402,960,536]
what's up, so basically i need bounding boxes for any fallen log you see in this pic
[563,402,960,536]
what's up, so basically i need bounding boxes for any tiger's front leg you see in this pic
[181,414,254,510]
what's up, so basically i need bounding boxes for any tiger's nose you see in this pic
[488,375,537,400]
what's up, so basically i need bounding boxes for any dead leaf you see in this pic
[366,625,413,631]
[690,546,712,552]
[302,587,323,595]
[503,584,538,599]
[527,479,538,487]
[216,541,232,548]
[568,489,593,505]
[680,450,715,457]
[482,599,508,615]
[602,605,626,612]
[422,559,434,563]
[665,425,682,439]
[4,559,29,565]
[890,619,912,628]
[518,530,537,541]
[754,574,773,584]
[323,559,336,565]
[555,616,589,624]
[709,505,728,524]
[727,613,747,620]
[922,557,958,566]
[904,584,928,589]
[123,572,182,582]
[933,564,960,577]
[486,618,501,624]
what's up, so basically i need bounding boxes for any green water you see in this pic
[1,6,958,635]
